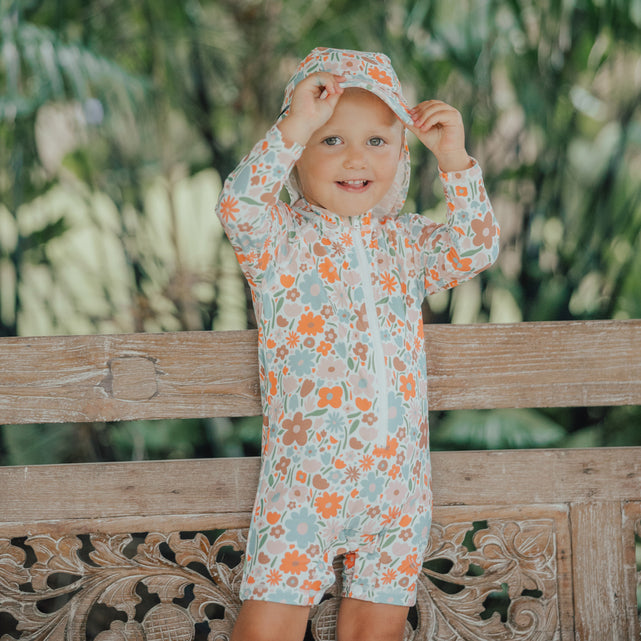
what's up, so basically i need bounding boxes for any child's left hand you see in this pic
[407,100,472,172]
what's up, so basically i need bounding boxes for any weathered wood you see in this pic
[0,505,575,641]
[0,457,259,524]
[0,319,640,641]
[2,447,640,525]
[0,330,261,423]
[424,319,641,410]
[569,502,632,641]
[0,319,640,425]
[622,502,641,641]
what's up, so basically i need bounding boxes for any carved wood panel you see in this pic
[0,507,572,640]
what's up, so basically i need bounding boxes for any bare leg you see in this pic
[336,597,409,641]
[230,600,311,641]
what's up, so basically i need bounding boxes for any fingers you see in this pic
[406,99,468,168]
[308,72,346,100]
[289,72,345,114]
[409,100,463,133]
[282,73,347,145]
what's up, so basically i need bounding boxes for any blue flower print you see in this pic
[288,349,315,377]
[326,411,346,437]
[362,471,385,502]
[299,272,328,308]
[284,507,319,548]
[232,164,251,193]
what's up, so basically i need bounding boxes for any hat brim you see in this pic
[338,77,413,127]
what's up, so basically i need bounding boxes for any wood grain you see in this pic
[622,502,641,641]
[2,447,640,526]
[0,319,640,424]
[1,320,641,640]
[424,319,641,409]
[0,330,261,423]
[570,502,629,641]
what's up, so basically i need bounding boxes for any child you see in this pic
[216,47,499,641]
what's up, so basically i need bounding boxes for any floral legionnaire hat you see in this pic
[279,47,412,218]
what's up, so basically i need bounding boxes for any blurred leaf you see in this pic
[1,20,149,121]
[432,409,566,450]
[22,215,68,251]
[108,419,203,461]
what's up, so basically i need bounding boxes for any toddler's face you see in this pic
[295,88,404,219]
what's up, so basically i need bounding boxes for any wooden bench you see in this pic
[0,319,640,640]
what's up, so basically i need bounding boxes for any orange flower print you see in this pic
[471,211,497,250]
[317,341,332,356]
[318,386,343,409]
[319,257,339,283]
[286,331,300,348]
[399,373,416,401]
[382,568,397,585]
[314,491,343,518]
[373,436,398,459]
[279,550,310,575]
[297,312,325,336]
[269,371,277,396]
[381,505,402,526]
[399,554,420,577]
[380,272,396,294]
[280,274,295,288]
[302,580,322,592]
[282,412,313,446]
[360,454,374,471]
[368,66,393,87]
[455,186,468,197]
[446,248,472,272]
[266,569,282,585]
[219,196,240,222]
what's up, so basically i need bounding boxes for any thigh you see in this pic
[336,597,409,641]
[231,599,311,641]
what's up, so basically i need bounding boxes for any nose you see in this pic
[343,144,367,169]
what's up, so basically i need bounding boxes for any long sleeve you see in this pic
[215,125,304,287]
[405,160,500,296]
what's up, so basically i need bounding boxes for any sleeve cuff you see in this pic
[268,123,305,157]
[438,157,483,184]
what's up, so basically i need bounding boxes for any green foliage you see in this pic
[0,0,640,464]
[431,409,566,451]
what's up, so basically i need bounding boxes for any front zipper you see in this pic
[351,226,389,436]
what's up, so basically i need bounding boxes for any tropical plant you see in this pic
[1,0,640,465]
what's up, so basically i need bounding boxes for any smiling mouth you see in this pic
[337,179,370,190]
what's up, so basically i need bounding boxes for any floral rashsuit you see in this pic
[216,48,500,607]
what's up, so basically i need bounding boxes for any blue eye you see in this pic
[323,136,342,146]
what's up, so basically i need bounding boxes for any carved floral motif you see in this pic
[0,517,562,641]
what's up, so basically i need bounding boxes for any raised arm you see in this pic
[404,99,499,294]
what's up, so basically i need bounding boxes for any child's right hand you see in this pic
[277,72,345,146]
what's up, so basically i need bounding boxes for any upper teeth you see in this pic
[342,180,366,185]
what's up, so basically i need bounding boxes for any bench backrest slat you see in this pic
[1,319,639,425]
[1,319,640,641]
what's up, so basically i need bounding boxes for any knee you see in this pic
[337,628,407,641]
[336,599,408,641]
[230,600,310,641]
